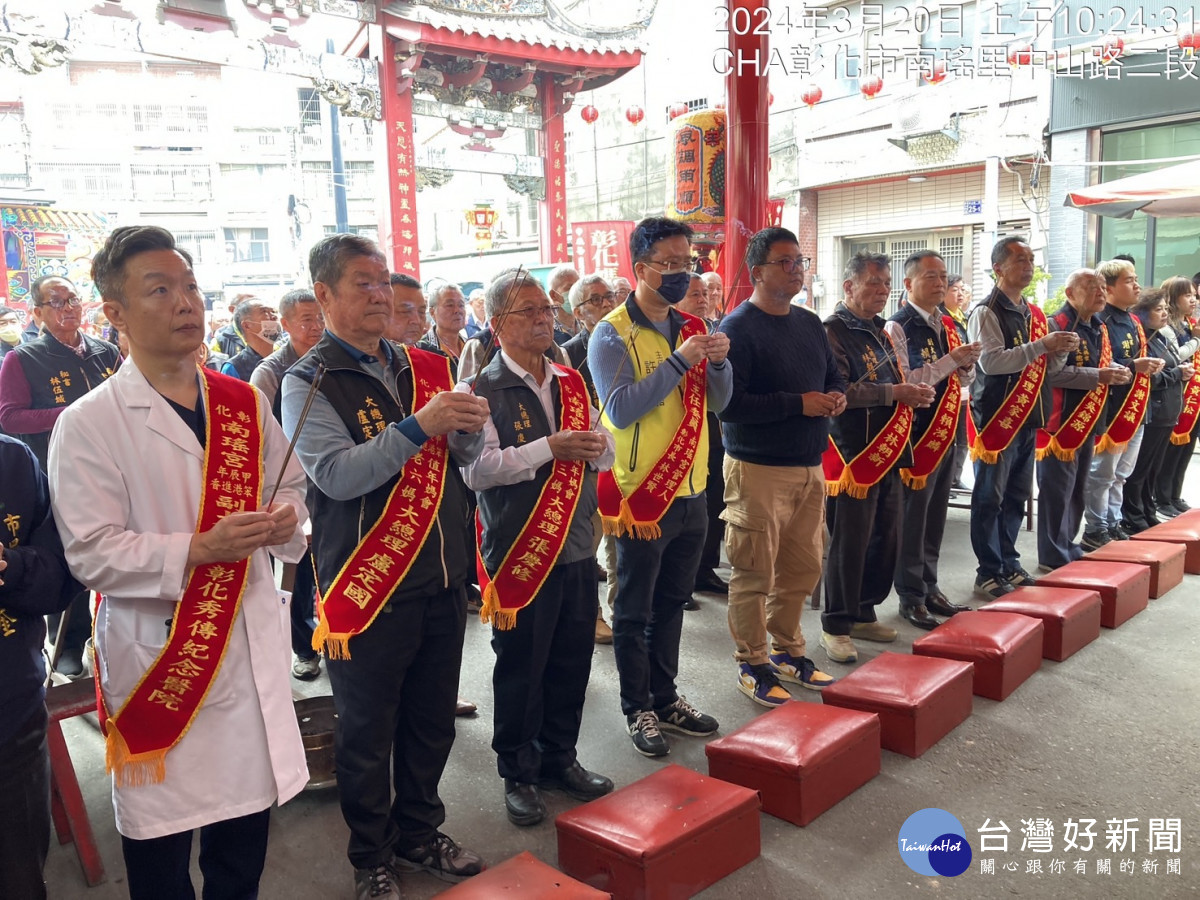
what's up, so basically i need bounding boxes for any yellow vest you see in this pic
[600,303,710,501]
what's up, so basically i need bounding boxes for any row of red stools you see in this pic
[440,512,1200,899]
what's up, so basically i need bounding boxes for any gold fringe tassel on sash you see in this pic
[600,499,663,540]
[899,470,929,491]
[968,436,1001,466]
[105,722,168,788]
[1170,432,1191,446]
[479,582,519,631]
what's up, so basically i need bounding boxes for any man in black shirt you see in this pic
[718,227,843,706]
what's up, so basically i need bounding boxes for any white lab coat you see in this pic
[47,359,310,840]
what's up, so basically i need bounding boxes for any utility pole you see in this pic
[327,38,349,233]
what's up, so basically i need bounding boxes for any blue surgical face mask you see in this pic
[655,271,692,305]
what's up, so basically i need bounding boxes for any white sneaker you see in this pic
[292,654,321,680]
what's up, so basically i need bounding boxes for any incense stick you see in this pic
[267,364,324,509]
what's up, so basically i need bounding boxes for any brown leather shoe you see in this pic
[455,697,477,717]
[594,617,613,644]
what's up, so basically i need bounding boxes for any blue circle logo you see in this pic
[898,808,973,877]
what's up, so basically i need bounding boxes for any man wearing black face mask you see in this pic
[587,216,732,759]
[220,300,281,382]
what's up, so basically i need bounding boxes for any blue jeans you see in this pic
[612,496,706,717]
[970,427,1035,580]
[1084,425,1144,531]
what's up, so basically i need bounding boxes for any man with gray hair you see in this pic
[418,279,468,362]
[220,299,281,382]
[701,271,723,318]
[466,288,486,338]
[547,264,580,344]
[283,234,489,898]
[1038,269,1131,567]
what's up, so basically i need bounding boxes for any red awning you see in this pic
[1064,160,1200,219]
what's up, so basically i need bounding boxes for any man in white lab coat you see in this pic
[48,225,310,900]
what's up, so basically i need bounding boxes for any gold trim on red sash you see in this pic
[1037,322,1112,462]
[1096,320,1149,454]
[102,369,262,788]
[478,365,589,631]
[969,304,1049,464]
[312,347,453,660]
[1171,318,1200,445]
[900,315,963,490]
[598,316,708,539]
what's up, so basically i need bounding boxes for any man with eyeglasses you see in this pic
[588,216,732,758]
[718,227,843,705]
[612,277,632,305]
[0,276,121,676]
[283,234,488,899]
[563,274,618,643]
[458,269,615,828]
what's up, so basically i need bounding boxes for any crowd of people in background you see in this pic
[2,219,1199,900]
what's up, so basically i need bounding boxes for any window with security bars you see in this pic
[298,88,322,127]
[34,162,124,199]
[130,165,212,201]
[174,230,218,266]
[938,235,964,281]
[223,227,270,264]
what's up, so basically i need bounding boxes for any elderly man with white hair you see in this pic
[546,264,580,344]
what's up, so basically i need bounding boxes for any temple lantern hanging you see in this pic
[580,104,599,124]
[667,101,690,120]
[923,62,947,85]
[665,107,725,243]
[466,202,498,251]
[624,104,644,125]
[860,74,883,99]
[801,84,823,108]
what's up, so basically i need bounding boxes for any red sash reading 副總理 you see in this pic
[900,315,964,491]
[598,316,708,539]
[969,304,1049,465]
[1096,319,1149,454]
[312,347,453,659]
[478,365,589,630]
[823,330,914,498]
[1037,324,1113,462]
[1172,318,1200,445]
[101,369,263,787]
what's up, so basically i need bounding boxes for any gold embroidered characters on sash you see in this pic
[969,305,1050,464]
[900,315,964,490]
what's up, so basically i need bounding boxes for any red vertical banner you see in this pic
[766,198,785,227]
[377,34,421,279]
[538,76,568,263]
[569,221,634,285]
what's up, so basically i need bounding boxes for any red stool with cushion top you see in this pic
[977,586,1103,661]
[1035,559,1150,628]
[555,764,760,899]
[705,701,880,826]
[437,851,610,898]
[911,611,1043,701]
[1086,539,1186,598]
[1131,519,1200,574]
[820,652,973,758]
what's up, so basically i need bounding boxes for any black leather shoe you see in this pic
[504,780,545,826]
[693,570,729,595]
[926,591,970,617]
[539,762,614,801]
[900,605,941,630]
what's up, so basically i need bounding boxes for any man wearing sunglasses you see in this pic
[0,276,121,677]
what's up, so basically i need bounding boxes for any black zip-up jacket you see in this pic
[1139,317,1187,428]
[970,287,1054,431]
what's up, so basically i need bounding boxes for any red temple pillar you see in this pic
[537,76,569,264]
[723,0,770,310]
[374,30,422,279]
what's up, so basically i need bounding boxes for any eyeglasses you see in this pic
[580,292,616,307]
[644,259,692,276]
[760,258,804,274]
[39,296,83,310]
[505,305,556,320]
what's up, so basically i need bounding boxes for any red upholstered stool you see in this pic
[1036,560,1150,628]
[977,586,1103,661]
[820,652,973,758]
[437,851,609,898]
[1087,539,1186,598]
[1132,519,1200,574]
[911,611,1043,701]
[704,701,880,826]
[555,764,760,899]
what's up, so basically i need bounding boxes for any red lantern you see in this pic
[580,104,599,124]
[1180,30,1197,55]
[923,62,947,85]
[713,101,726,110]
[1008,45,1033,66]
[859,75,883,99]
[800,84,823,108]
[668,101,689,120]
[625,105,644,125]
[1099,37,1124,64]
[768,91,774,107]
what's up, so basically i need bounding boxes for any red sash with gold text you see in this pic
[312,347,453,659]
[900,315,963,490]
[102,369,262,787]
[478,365,589,630]
[598,316,708,539]
[1172,318,1200,445]
[1037,324,1112,462]
[1096,320,1149,454]
[969,304,1049,464]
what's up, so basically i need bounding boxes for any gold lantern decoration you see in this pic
[665,108,725,242]
[467,202,498,251]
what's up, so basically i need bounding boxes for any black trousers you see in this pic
[290,550,318,661]
[326,586,466,869]
[492,559,598,783]
[121,808,271,900]
[48,588,92,653]
[613,496,706,717]
[823,472,901,635]
[1155,419,1199,506]
[894,452,956,608]
[0,706,50,900]
[700,412,726,573]
[1124,424,1174,528]
[1036,439,1094,568]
